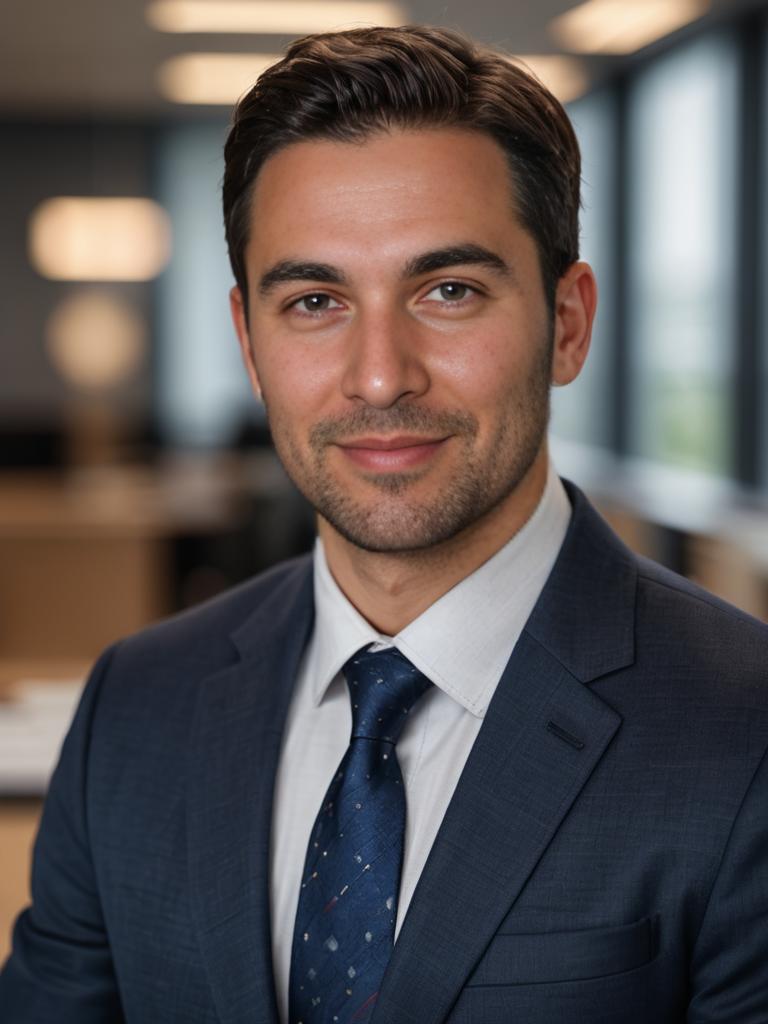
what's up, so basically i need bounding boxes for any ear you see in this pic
[230,285,262,400]
[550,261,597,387]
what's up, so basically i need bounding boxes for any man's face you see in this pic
[233,128,564,554]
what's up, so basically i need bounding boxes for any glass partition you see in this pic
[626,35,738,476]
[551,88,617,450]
[156,122,256,447]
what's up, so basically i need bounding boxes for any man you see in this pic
[1,24,767,1024]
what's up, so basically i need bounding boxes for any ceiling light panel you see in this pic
[550,0,710,55]
[159,50,589,108]
[158,53,281,104]
[509,55,589,104]
[147,1,407,35]
[28,198,171,281]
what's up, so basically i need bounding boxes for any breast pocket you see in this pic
[466,916,657,987]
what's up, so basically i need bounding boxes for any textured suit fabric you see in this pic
[1,481,767,1023]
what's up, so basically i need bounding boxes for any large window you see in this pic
[551,89,616,450]
[626,35,739,476]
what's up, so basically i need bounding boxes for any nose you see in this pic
[340,309,430,408]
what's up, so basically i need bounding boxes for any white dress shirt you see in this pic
[269,464,571,1020]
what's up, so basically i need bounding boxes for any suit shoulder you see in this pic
[108,552,313,675]
[633,553,768,682]
[636,553,768,634]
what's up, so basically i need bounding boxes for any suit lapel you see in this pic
[185,483,638,1024]
[372,484,637,1023]
[187,559,314,1024]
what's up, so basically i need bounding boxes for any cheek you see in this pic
[430,328,529,407]
[255,340,339,420]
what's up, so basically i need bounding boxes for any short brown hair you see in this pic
[223,25,581,311]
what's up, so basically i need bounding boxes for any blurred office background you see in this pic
[2,0,768,958]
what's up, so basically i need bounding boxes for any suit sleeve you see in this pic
[0,645,126,1023]
[687,742,768,1022]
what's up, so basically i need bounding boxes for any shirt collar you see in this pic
[308,462,571,717]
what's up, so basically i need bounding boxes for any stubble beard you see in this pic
[265,340,552,555]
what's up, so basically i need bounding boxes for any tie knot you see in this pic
[343,647,431,745]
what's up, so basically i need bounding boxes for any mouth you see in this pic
[336,434,450,471]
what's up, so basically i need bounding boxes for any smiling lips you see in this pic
[337,435,449,471]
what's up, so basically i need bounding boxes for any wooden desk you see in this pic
[0,458,247,659]
[0,799,41,965]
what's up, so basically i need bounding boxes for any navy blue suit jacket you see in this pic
[2,482,768,1022]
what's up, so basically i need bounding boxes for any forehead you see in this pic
[244,128,528,272]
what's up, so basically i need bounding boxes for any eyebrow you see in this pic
[258,260,347,296]
[403,244,512,280]
[257,242,512,297]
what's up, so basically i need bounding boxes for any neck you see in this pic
[319,447,550,636]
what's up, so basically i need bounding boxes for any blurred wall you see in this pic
[0,123,154,424]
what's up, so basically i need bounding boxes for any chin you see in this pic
[315,482,519,555]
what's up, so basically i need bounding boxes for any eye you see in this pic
[291,293,344,314]
[422,281,474,303]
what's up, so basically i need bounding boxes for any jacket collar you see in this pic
[187,557,314,1024]
[371,481,636,1023]
[524,479,636,682]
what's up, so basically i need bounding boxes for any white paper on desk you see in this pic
[0,680,84,796]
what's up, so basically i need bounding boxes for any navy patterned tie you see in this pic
[288,646,431,1024]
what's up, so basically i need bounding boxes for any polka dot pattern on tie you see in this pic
[289,646,431,1024]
